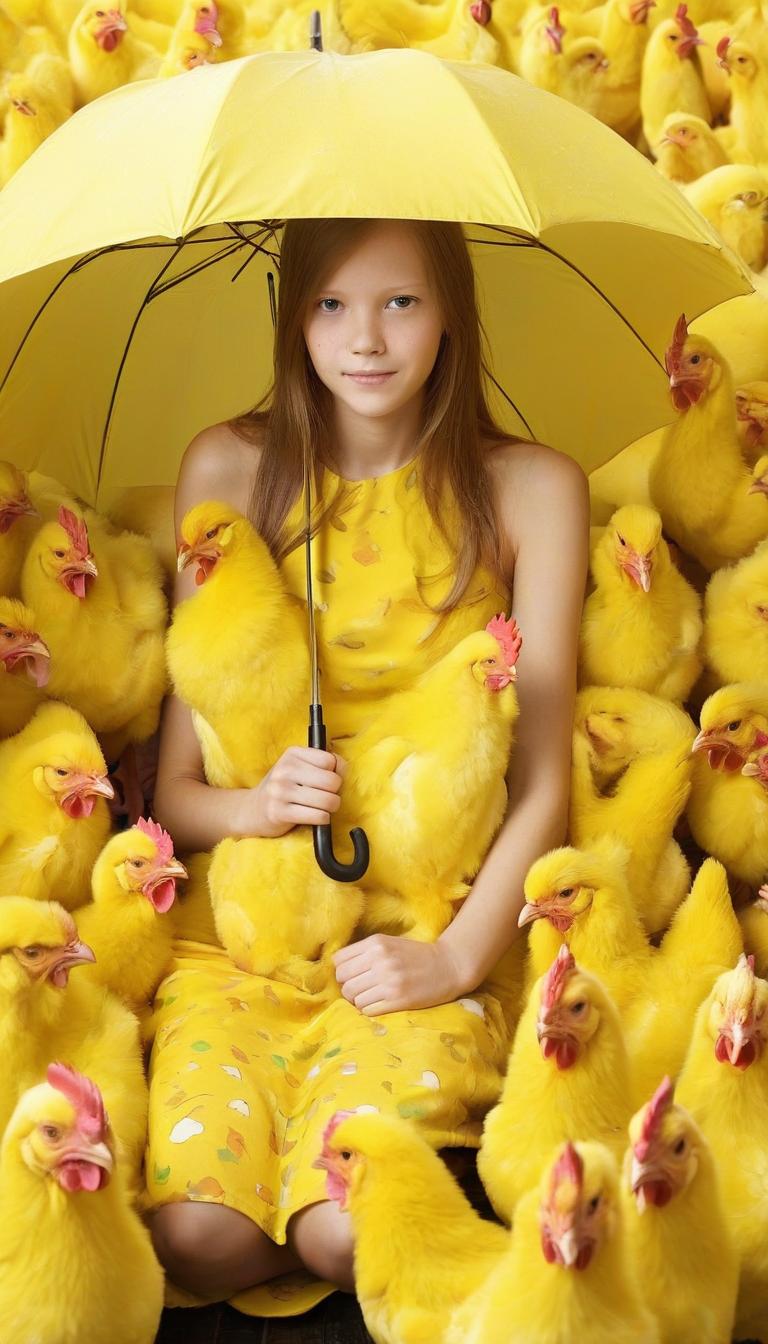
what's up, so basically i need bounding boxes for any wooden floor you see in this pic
[156,1295,373,1342]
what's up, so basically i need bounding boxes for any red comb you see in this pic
[634,1076,674,1160]
[716,34,731,59]
[664,314,689,376]
[486,613,522,668]
[47,1062,107,1141]
[674,3,697,37]
[321,1109,357,1150]
[136,816,174,865]
[551,1140,583,1193]
[541,944,576,1011]
[58,507,90,561]
[545,5,565,51]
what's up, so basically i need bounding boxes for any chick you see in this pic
[688,682,768,886]
[339,0,498,61]
[0,597,50,738]
[0,459,40,595]
[684,164,768,273]
[314,1109,508,1343]
[167,501,309,788]
[735,380,768,465]
[167,0,245,58]
[0,65,72,187]
[450,1141,658,1344]
[478,946,633,1223]
[691,284,768,386]
[0,701,113,910]
[75,818,186,1012]
[68,1,160,105]
[716,30,768,167]
[339,614,521,941]
[653,111,730,184]
[21,506,167,761]
[701,539,768,690]
[579,505,702,701]
[649,314,768,571]
[0,898,147,1183]
[592,0,655,138]
[158,25,215,72]
[208,829,363,993]
[570,687,695,933]
[677,955,768,1342]
[0,1065,163,1344]
[640,4,710,149]
[622,1077,738,1344]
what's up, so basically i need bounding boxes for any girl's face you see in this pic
[302,222,445,421]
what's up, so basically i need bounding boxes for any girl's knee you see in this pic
[148,1201,284,1298]
[287,1201,355,1291]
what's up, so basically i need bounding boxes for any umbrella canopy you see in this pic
[0,47,753,508]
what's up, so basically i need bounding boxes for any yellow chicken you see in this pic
[0,702,113,910]
[314,1109,508,1344]
[75,818,186,1012]
[339,0,498,61]
[570,687,695,933]
[649,315,768,571]
[0,1064,164,1344]
[587,0,654,138]
[684,163,768,273]
[677,955,768,1341]
[736,380,768,465]
[653,111,730,183]
[158,25,215,72]
[716,29,768,167]
[0,64,73,187]
[701,539,768,690]
[622,1077,738,1344]
[478,946,633,1223]
[21,506,167,761]
[688,683,768,886]
[166,0,245,58]
[450,1141,659,1344]
[579,505,702,701]
[0,460,40,596]
[68,1,160,105]
[692,283,768,386]
[622,857,743,1101]
[739,884,768,974]
[208,830,363,992]
[339,614,522,941]
[0,597,50,738]
[640,5,710,149]
[168,501,309,788]
[0,898,147,1182]
[517,5,587,91]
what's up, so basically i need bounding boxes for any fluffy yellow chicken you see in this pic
[739,882,768,975]
[338,614,522,941]
[653,111,730,183]
[692,284,768,387]
[579,505,702,701]
[684,163,768,273]
[701,539,768,691]
[0,64,72,186]
[0,1064,164,1344]
[0,701,113,910]
[478,946,633,1223]
[158,25,215,71]
[570,687,695,932]
[736,380,768,465]
[677,954,768,1341]
[0,460,40,596]
[450,1141,659,1344]
[588,0,654,139]
[21,506,167,761]
[314,1109,508,1343]
[208,829,363,992]
[622,1077,738,1344]
[649,315,768,571]
[167,501,309,788]
[640,5,710,149]
[75,818,186,1012]
[687,682,768,886]
[68,1,160,105]
[166,0,246,58]
[716,29,768,167]
[339,0,499,61]
[0,597,50,738]
[0,899,147,1182]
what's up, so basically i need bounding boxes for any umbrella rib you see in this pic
[97,240,186,485]
[483,365,536,439]
[150,238,250,298]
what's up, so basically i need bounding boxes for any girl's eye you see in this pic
[388,295,416,309]
[318,298,340,313]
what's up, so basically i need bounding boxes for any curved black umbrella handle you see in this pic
[309,705,370,883]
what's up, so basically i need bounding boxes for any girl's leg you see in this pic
[286,1200,356,1292]
[148,1202,302,1300]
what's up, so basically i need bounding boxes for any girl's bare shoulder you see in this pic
[176,419,264,520]
[484,436,589,561]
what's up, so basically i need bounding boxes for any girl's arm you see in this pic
[153,426,344,852]
[334,445,589,1013]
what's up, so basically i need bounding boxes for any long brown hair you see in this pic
[231,218,519,611]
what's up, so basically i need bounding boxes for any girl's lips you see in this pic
[344,373,394,385]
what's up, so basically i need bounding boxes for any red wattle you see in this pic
[58,1159,108,1192]
[146,878,177,913]
[60,793,96,819]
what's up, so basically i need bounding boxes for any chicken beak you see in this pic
[0,496,38,532]
[518,901,546,928]
[748,474,768,495]
[143,858,188,912]
[742,760,760,777]
[42,939,97,986]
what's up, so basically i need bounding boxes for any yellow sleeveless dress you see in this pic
[143,457,517,1319]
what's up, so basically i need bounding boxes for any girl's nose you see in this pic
[349,311,384,356]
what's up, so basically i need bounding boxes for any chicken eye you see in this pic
[129,857,146,868]
[95,7,104,13]
[726,720,742,731]
[205,527,219,540]
[616,534,626,546]
[570,1000,586,1015]
[674,1138,686,1155]
[559,887,575,901]
[22,946,42,958]
[55,768,68,777]
[340,1150,352,1161]
[42,1124,61,1141]
[588,1195,600,1212]
[690,354,701,365]
[53,549,66,559]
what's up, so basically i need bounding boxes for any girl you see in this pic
[145,217,588,1318]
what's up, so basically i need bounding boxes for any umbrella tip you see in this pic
[310,10,323,50]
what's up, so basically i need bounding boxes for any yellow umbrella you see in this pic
[0,46,753,510]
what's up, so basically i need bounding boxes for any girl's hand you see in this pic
[247,747,346,838]
[333,934,464,1015]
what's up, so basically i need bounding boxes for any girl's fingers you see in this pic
[287,784,341,814]
[339,970,377,1000]
[285,803,334,826]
